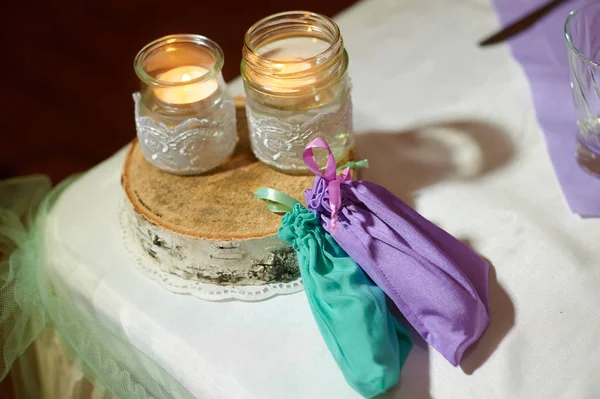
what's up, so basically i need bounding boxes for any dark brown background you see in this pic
[0,0,357,184]
[0,1,356,396]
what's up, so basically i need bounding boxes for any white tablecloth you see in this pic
[45,0,600,397]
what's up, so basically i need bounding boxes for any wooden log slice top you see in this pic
[121,98,315,241]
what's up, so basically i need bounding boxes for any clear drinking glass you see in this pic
[565,4,600,175]
[241,11,354,174]
[134,34,237,175]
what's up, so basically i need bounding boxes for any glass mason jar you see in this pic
[134,34,237,175]
[241,11,354,173]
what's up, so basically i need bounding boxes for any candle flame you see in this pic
[181,73,191,82]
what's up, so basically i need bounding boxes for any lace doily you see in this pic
[118,203,304,302]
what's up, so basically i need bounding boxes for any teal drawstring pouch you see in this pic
[256,188,412,398]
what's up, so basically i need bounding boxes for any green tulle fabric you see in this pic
[279,204,412,398]
[0,175,194,399]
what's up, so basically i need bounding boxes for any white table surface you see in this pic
[45,0,600,397]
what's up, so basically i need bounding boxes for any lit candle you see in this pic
[154,65,218,104]
[260,37,330,93]
[271,58,317,92]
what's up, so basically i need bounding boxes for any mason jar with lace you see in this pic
[241,11,354,174]
[134,34,237,175]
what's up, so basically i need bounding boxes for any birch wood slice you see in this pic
[121,97,315,286]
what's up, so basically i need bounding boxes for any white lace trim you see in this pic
[118,203,304,302]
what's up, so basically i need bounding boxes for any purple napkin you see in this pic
[490,0,600,216]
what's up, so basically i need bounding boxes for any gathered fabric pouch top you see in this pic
[303,138,491,366]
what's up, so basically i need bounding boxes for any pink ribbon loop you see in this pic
[303,138,352,232]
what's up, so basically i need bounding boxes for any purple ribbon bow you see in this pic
[302,138,352,232]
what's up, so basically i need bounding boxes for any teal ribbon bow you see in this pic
[254,187,300,214]
[337,159,369,172]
